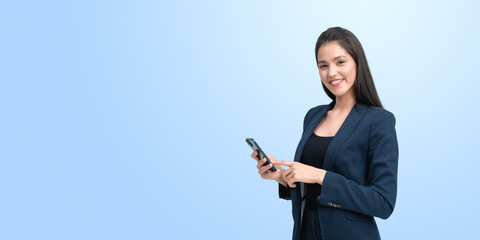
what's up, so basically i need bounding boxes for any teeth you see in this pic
[330,79,343,84]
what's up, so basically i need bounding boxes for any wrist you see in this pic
[317,169,327,185]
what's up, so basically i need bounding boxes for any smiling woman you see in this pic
[250,27,399,240]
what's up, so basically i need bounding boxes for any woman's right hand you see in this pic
[251,151,288,187]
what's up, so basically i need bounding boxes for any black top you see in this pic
[300,132,333,210]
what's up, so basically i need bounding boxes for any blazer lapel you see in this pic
[294,100,335,163]
[323,101,367,170]
[294,100,368,171]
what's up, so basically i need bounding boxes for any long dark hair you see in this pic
[315,27,383,108]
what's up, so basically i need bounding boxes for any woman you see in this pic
[251,27,399,240]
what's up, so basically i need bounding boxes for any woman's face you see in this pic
[317,41,357,99]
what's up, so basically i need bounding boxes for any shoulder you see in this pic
[363,105,396,127]
[304,104,329,120]
[302,104,330,129]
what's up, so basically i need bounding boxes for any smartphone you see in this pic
[245,138,277,172]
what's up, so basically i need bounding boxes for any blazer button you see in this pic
[328,202,333,206]
[332,203,338,208]
[337,204,342,208]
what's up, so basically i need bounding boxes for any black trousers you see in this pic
[300,208,322,240]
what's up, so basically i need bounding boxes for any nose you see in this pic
[328,66,339,79]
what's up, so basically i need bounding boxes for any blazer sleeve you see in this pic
[279,107,318,200]
[318,111,399,219]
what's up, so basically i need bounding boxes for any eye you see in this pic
[319,64,327,69]
[338,61,345,64]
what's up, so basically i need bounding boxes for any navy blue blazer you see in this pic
[279,100,399,240]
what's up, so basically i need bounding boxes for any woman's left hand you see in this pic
[276,160,327,188]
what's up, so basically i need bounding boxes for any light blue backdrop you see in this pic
[1,0,479,239]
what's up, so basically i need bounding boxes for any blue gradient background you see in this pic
[1,0,479,239]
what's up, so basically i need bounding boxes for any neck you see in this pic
[333,93,356,112]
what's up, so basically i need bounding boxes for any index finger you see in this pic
[276,160,294,167]
[251,150,260,160]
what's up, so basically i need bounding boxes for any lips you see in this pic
[329,78,344,87]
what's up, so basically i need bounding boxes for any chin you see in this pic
[331,91,348,98]
[329,89,344,95]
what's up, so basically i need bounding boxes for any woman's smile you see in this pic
[329,78,344,86]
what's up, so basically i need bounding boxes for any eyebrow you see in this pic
[317,55,346,64]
